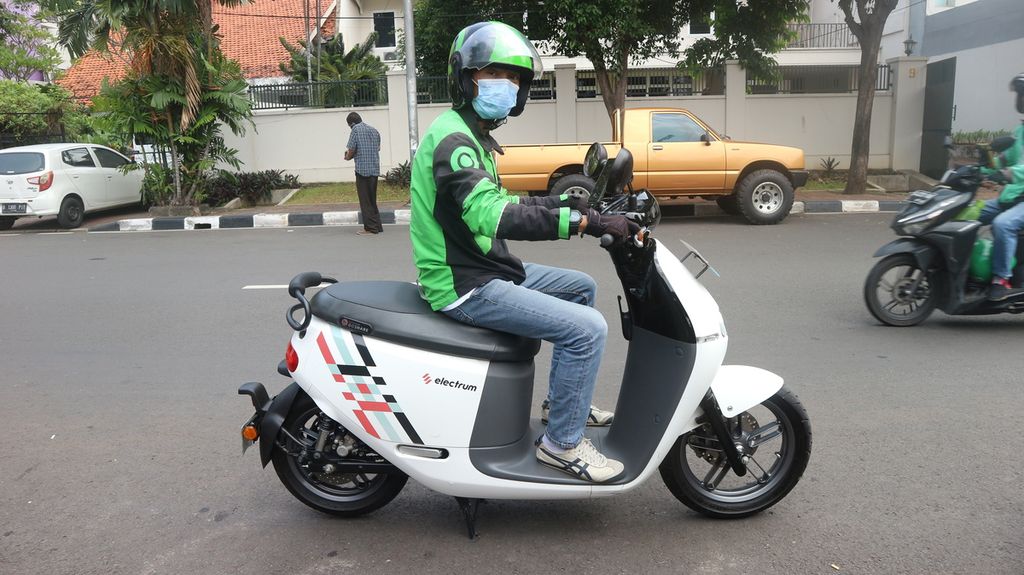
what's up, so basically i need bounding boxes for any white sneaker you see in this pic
[541,400,614,427]
[536,437,625,483]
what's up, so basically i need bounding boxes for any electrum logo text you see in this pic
[432,377,478,392]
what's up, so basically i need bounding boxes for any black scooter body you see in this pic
[873,172,1024,317]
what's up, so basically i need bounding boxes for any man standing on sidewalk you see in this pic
[344,112,383,235]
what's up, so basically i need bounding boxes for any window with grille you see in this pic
[374,13,396,48]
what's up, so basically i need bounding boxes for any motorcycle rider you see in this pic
[979,74,1024,300]
[409,21,638,483]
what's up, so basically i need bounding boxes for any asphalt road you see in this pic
[1,214,1022,575]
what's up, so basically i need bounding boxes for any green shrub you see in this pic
[385,161,411,187]
[953,129,1012,144]
[819,156,840,179]
[204,169,300,207]
[141,163,174,208]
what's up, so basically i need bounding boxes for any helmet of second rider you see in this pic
[1011,73,1024,114]
[447,22,543,123]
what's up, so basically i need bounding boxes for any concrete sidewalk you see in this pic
[85,187,999,232]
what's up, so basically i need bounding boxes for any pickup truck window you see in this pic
[652,113,706,143]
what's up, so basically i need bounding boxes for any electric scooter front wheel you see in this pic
[659,386,811,519]
[864,253,939,327]
[271,391,407,517]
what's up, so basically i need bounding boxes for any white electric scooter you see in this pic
[238,143,811,538]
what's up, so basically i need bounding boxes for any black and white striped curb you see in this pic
[87,200,907,232]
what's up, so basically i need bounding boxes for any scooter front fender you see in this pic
[257,382,303,467]
[873,239,937,272]
[710,365,784,418]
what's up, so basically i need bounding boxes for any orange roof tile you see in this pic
[58,0,336,102]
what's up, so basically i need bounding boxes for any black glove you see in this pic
[582,208,640,239]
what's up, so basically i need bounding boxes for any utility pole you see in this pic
[303,0,312,83]
[402,0,419,160]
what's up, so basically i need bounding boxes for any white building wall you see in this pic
[746,93,893,170]
[947,37,1024,133]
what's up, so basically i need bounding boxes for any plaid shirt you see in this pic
[346,122,381,177]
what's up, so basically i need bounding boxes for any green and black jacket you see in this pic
[410,108,578,311]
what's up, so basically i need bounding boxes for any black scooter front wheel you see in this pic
[660,386,811,519]
[271,392,407,517]
[864,253,939,327]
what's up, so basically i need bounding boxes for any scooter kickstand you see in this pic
[454,497,484,540]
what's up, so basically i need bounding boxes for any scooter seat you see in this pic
[309,281,541,362]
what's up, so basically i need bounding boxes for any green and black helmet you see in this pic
[447,21,543,117]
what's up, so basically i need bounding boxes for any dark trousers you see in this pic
[355,174,383,233]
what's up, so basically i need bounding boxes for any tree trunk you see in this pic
[166,115,183,205]
[594,50,628,139]
[844,36,880,194]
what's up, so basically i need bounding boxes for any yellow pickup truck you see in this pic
[497,107,808,225]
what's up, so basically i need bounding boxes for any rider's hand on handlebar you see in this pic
[581,208,640,240]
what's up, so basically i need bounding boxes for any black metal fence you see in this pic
[248,78,388,110]
[575,68,726,99]
[786,23,858,49]
[246,65,892,111]
[746,64,891,94]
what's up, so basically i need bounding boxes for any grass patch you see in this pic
[285,181,410,205]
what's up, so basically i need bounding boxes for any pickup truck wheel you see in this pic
[715,195,741,215]
[549,174,595,198]
[736,170,794,225]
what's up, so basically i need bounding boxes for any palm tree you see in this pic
[43,0,246,130]
[279,32,387,82]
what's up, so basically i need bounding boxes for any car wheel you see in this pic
[550,174,595,198]
[0,216,16,231]
[57,196,85,229]
[735,169,794,225]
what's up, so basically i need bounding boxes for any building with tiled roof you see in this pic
[57,0,341,102]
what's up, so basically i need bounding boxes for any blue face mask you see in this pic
[472,78,519,120]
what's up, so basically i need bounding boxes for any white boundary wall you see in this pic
[224,58,925,183]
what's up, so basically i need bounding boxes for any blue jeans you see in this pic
[442,263,607,449]
[979,199,1024,280]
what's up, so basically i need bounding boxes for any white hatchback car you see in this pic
[0,143,145,230]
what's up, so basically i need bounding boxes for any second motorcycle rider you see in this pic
[409,21,639,483]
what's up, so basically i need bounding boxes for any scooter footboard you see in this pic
[710,365,784,418]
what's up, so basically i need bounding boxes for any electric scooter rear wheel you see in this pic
[659,386,811,518]
[864,253,939,327]
[271,392,407,516]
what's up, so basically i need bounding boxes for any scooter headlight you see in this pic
[895,198,958,234]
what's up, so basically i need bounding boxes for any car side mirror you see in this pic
[700,132,711,146]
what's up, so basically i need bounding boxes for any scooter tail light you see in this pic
[27,170,53,191]
[285,341,299,372]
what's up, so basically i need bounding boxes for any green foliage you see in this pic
[819,156,840,178]
[91,47,253,206]
[204,169,300,207]
[412,0,806,123]
[0,1,62,80]
[0,80,59,136]
[279,33,387,82]
[384,161,411,187]
[140,162,174,207]
[953,129,1013,144]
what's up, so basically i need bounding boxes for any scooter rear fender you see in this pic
[709,365,784,419]
[254,382,303,467]
[873,239,937,272]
